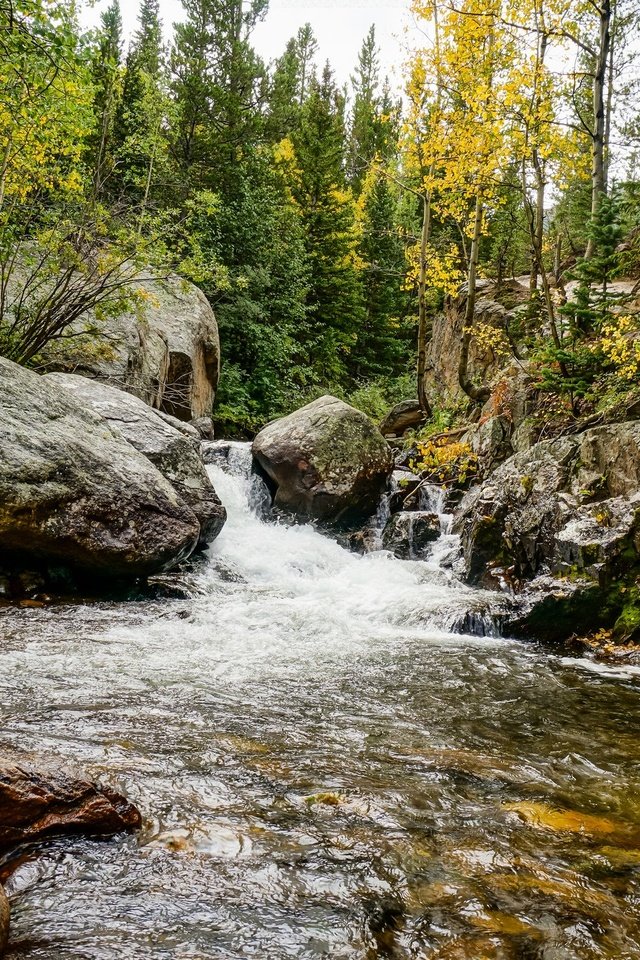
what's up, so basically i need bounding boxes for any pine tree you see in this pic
[353,167,407,379]
[112,0,165,202]
[289,65,365,383]
[88,0,123,198]
[170,0,267,192]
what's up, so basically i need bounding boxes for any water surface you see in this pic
[1,453,640,959]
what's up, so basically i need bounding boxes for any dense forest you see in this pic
[1,0,640,435]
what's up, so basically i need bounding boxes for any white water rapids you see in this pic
[1,446,640,959]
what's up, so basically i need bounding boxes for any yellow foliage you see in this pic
[412,437,478,484]
[599,314,640,382]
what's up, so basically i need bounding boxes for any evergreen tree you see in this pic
[289,65,365,383]
[88,0,123,198]
[170,0,267,191]
[354,167,408,379]
[112,0,165,201]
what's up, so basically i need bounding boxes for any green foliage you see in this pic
[346,371,415,421]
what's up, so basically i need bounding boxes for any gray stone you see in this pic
[456,422,640,589]
[190,416,215,440]
[252,395,393,523]
[45,374,226,547]
[0,357,201,579]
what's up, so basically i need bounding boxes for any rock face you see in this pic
[253,396,393,523]
[425,280,530,401]
[455,422,640,641]
[45,274,220,422]
[45,374,226,547]
[0,357,201,579]
[379,400,425,438]
[0,761,141,853]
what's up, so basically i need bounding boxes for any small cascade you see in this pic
[419,482,454,535]
[203,440,272,519]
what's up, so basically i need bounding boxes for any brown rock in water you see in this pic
[0,762,141,853]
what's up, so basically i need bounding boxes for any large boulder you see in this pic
[43,274,220,422]
[0,761,141,853]
[0,357,201,579]
[45,374,226,547]
[252,396,393,523]
[455,422,640,641]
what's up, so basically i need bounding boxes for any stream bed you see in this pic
[1,453,640,958]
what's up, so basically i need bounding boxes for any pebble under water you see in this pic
[1,449,640,959]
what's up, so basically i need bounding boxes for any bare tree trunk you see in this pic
[458,195,490,403]
[585,0,611,259]
[417,193,432,416]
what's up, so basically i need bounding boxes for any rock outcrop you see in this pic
[425,280,530,402]
[44,274,220,422]
[455,422,640,641]
[0,761,141,853]
[253,396,393,523]
[0,357,202,580]
[45,374,226,547]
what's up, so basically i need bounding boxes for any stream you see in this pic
[1,447,640,958]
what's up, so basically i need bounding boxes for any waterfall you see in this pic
[202,445,507,640]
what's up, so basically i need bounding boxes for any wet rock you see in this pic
[382,511,441,559]
[45,374,226,547]
[44,274,220,422]
[0,357,201,580]
[379,400,425,438]
[252,396,393,523]
[388,470,423,513]
[0,761,141,853]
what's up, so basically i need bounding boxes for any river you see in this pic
[1,448,640,958]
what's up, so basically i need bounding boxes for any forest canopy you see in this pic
[1,0,639,433]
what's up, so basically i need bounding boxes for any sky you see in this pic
[82,0,418,88]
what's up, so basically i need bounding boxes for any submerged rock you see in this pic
[252,396,393,523]
[382,511,441,559]
[0,761,141,853]
[0,886,7,955]
[0,357,201,580]
[45,374,226,547]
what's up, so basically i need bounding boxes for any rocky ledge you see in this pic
[454,422,640,644]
